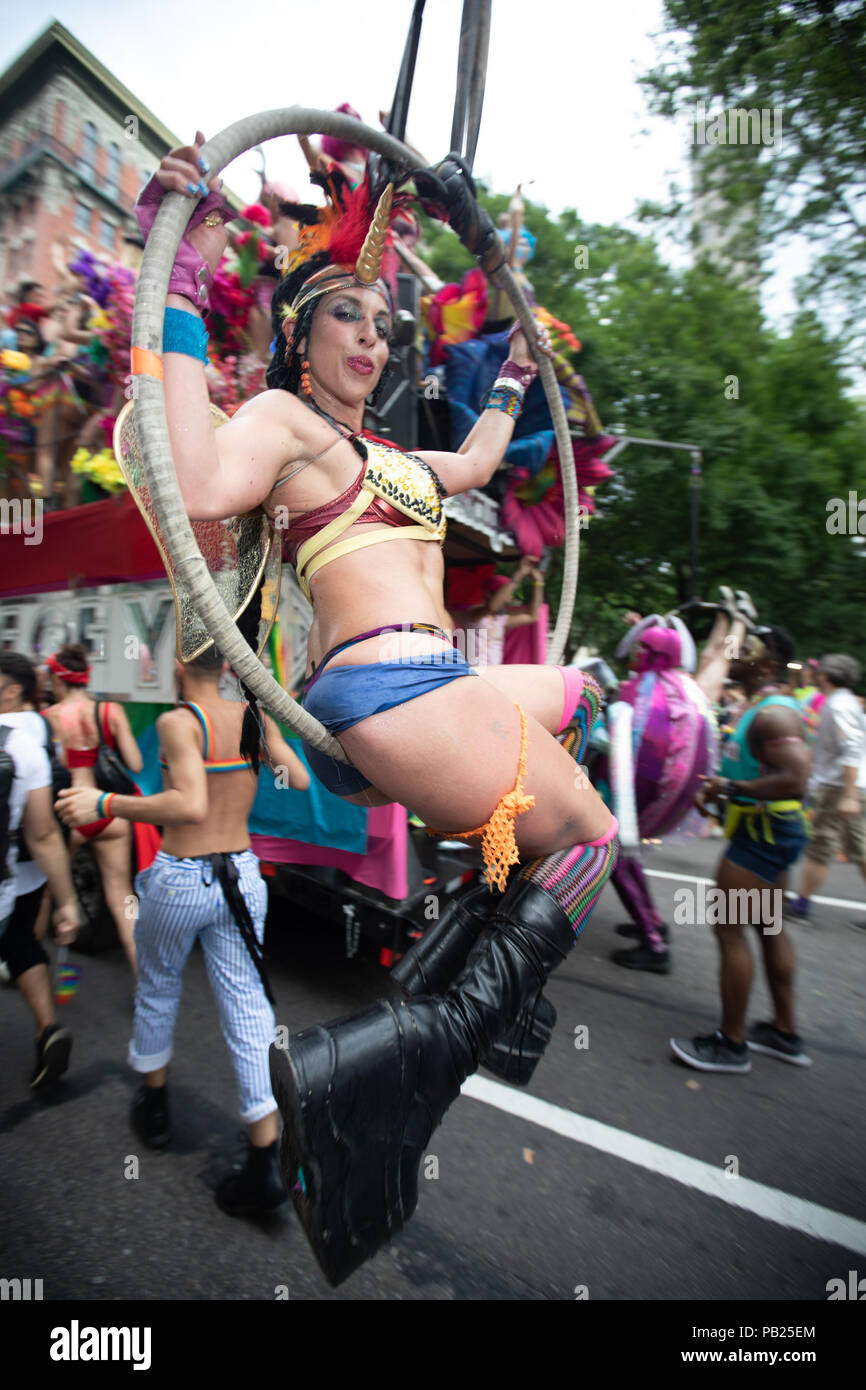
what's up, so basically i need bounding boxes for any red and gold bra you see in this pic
[275,431,448,601]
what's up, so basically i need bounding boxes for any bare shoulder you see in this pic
[753,703,802,736]
[751,702,805,754]
[156,707,203,747]
[231,388,304,427]
[211,389,317,506]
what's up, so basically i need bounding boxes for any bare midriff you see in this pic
[303,533,454,676]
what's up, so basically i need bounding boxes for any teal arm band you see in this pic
[163,307,209,362]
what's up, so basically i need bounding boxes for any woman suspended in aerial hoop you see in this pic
[135,133,619,1284]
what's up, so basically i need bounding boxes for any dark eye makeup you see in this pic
[329,298,391,340]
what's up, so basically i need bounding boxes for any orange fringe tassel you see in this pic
[427,703,535,892]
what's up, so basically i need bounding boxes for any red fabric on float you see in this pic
[0,493,163,597]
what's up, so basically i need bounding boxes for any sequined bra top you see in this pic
[277,432,448,601]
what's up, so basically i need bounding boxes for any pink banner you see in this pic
[251,801,409,900]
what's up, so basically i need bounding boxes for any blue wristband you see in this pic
[163,306,209,362]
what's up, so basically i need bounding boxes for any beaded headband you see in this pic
[282,266,393,323]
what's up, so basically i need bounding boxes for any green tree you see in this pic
[641,0,866,361]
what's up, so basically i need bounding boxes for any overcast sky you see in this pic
[2,1,806,320]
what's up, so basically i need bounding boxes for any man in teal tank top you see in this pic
[670,626,812,1072]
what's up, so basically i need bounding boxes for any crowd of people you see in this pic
[1,610,863,1229]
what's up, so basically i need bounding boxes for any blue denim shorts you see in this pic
[725,810,808,884]
[301,650,476,797]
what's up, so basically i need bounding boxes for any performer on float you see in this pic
[134,134,618,1285]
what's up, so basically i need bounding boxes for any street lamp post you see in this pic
[601,435,704,602]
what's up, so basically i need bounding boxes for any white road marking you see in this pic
[461,1074,866,1256]
[644,867,865,914]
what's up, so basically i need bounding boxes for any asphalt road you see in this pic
[2,835,864,1305]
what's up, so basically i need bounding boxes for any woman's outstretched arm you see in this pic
[414,330,537,495]
[145,134,303,521]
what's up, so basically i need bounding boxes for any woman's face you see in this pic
[303,286,392,405]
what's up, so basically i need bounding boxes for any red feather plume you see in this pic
[288,176,409,297]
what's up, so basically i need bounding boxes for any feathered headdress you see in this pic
[277,169,409,322]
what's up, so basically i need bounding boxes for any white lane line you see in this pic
[644,868,865,913]
[461,1074,866,1256]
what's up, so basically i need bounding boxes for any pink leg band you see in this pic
[556,665,586,734]
[587,814,618,848]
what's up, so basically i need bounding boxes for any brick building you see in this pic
[0,20,185,303]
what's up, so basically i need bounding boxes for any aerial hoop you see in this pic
[131,107,578,758]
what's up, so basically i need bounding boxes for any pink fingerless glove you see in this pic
[496,359,538,390]
[135,175,233,310]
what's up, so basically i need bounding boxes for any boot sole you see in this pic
[746,1040,812,1067]
[269,1003,419,1287]
[270,1034,342,1283]
[612,952,671,974]
[669,1038,751,1072]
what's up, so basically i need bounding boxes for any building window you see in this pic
[104,141,121,197]
[74,201,91,235]
[100,217,115,251]
[78,120,98,179]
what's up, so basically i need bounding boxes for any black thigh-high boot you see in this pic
[392,875,557,1086]
[388,666,606,1083]
[269,875,579,1287]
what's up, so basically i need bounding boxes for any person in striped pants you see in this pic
[57,647,308,1216]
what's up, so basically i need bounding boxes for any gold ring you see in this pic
[203,211,225,227]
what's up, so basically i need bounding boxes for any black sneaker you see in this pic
[614,921,670,943]
[30,1023,72,1090]
[216,1140,287,1217]
[746,1021,812,1067]
[669,1031,751,1073]
[612,944,671,974]
[130,1084,172,1148]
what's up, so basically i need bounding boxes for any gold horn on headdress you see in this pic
[355,184,393,285]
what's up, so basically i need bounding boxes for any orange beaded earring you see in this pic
[301,359,312,397]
